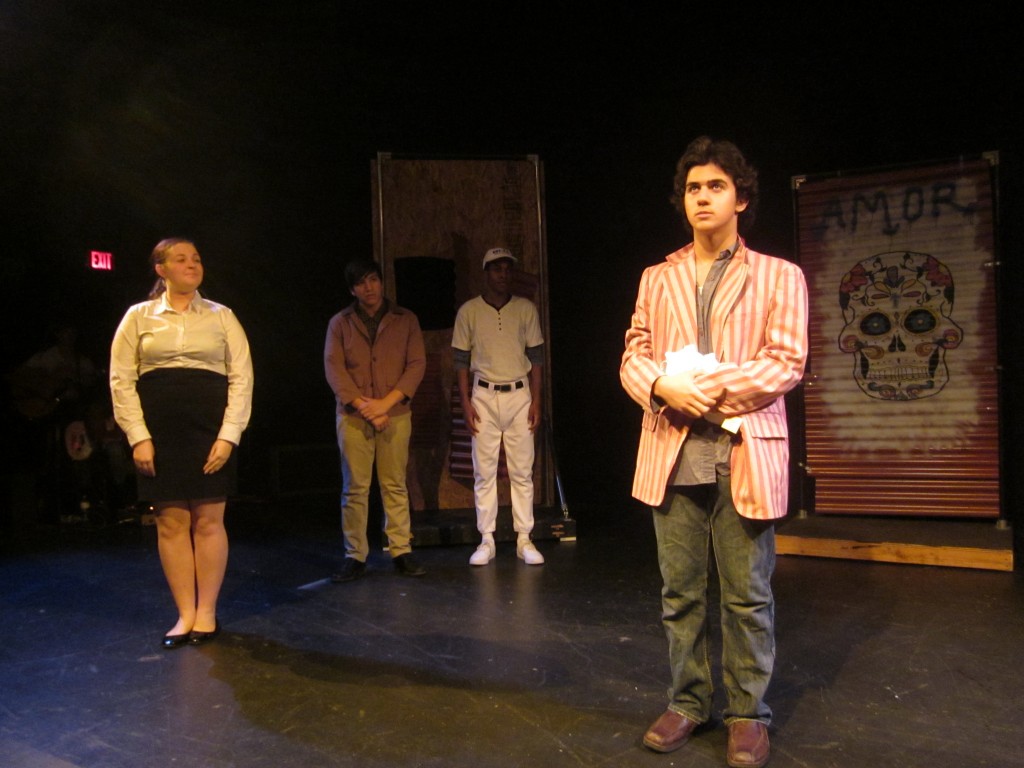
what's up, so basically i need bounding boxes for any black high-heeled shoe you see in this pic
[188,620,220,646]
[162,632,190,650]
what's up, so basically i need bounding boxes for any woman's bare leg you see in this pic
[190,497,228,633]
[154,501,196,636]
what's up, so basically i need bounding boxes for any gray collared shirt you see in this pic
[670,242,738,486]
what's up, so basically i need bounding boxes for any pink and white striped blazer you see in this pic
[620,239,809,518]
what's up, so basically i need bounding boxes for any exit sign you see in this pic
[90,250,113,270]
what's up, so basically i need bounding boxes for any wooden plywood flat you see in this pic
[776,514,1013,572]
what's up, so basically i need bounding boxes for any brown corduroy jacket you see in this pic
[324,302,426,417]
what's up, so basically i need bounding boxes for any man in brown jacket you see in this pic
[324,258,427,580]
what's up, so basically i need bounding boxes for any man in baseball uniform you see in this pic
[452,247,545,566]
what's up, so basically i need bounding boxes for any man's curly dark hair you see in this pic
[671,136,759,234]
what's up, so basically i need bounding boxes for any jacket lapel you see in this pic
[709,246,749,353]
[662,249,699,351]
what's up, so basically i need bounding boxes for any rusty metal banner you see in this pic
[793,155,1001,517]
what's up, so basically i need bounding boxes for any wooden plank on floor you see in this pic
[777,534,1014,572]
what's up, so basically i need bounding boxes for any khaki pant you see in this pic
[337,411,413,560]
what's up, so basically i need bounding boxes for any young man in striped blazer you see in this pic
[621,136,809,767]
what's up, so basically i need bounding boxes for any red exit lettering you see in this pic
[90,251,113,270]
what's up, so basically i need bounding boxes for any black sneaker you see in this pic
[393,554,426,577]
[330,558,366,583]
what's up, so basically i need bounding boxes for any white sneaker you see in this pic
[469,540,495,566]
[517,539,545,565]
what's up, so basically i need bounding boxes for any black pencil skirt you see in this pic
[135,368,236,502]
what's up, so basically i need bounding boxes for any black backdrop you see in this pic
[2,3,1021,551]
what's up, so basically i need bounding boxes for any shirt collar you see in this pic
[155,291,205,315]
[717,240,740,261]
[355,297,390,324]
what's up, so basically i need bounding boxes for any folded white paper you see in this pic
[662,344,743,434]
[663,344,719,376]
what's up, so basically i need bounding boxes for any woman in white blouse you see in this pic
[110,238,253,649]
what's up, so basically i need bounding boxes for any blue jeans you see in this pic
[652,475,776,725]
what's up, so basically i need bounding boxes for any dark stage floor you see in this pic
[2,499,1023,768]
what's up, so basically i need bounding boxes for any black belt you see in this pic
[477,378,524,392]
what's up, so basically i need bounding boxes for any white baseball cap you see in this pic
[482,247,517,268]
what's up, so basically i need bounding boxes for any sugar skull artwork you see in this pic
[838,251,963,401]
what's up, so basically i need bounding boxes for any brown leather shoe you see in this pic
[727,719,770,767]
[642,709,700,753]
